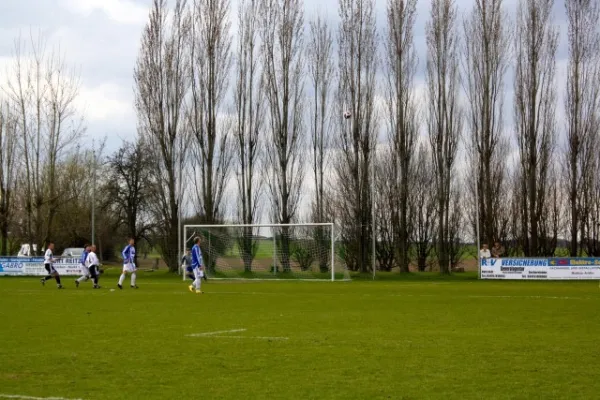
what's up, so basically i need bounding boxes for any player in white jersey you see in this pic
[75,244,91,288]
[86,245,101,289]
[118,237,138,289]
[40,242,63,289]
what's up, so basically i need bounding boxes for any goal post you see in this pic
[182,223,350,281]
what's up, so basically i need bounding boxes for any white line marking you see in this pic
[467,295,590,300]
[387,293,597,300]
[211,336,289,340]
[0,394,85,400]
[186,329,246,337]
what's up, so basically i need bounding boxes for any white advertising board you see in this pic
[0,257,82,276]
[480,258,600,280]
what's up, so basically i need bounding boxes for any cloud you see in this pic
[76,83,134,121]
[58,0,149,25]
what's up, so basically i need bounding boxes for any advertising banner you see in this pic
[0,257,82,276]
[480,258,600,280]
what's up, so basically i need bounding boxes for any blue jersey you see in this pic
[122,245,136,264]
[80,250,89,266]
[191,244,203,269]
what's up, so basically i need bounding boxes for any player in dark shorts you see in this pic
[41,242,63,289]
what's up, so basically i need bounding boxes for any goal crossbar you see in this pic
[182,223,338,281]
[185,223,334,228]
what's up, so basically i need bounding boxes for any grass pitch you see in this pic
[1,271,600,400]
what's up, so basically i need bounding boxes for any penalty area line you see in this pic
[0,394,85,400]
[185,329,247,337]
[211,335,289,340]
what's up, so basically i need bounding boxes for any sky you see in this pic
[0,0,570,156]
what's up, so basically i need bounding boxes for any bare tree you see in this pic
[462,0,510,248]
[259,0,305,272]
[384,0,419,273]
[188,0,233,223]
[374,154,396,271]
[0,101,19,255]
[583,151,600,256]
[335,0,378,273]
[564,0,600,256]
[105,138,155,251]
[234,0,265,271]
[308,16,334,224]
[539,164,561,255]
[426,0,462,273]
[307,15,335,272]
[5,33,84,252]
[134,0,191,272]
[412,144,437,271]
[448,182,466,269]
[513,0,557,256]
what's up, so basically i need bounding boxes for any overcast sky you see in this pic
[0,0,569,157]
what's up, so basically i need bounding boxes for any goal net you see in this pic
[182,223,350,281]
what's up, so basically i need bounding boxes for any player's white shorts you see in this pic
[193,268,204,279]
[122,263,137,273]
[80,265,90,277]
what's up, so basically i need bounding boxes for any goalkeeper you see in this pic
[182,249,195,282]
[188,237,204,294]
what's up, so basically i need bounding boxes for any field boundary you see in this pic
[0,394,85,400]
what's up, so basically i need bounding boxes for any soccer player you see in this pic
[182,249,195,282]
[75,244,91,288]
[189,237,204,294]
[87,244,101,289]
[118,238,138,289]
[40,242,63,289]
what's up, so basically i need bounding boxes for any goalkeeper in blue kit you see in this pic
[188,237,205,294]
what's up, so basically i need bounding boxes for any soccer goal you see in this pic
[182,223,350,281]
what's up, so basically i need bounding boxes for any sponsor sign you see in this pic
[0,257,82,276]
[481,258,600,280]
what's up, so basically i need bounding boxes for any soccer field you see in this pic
[1,272,600,400]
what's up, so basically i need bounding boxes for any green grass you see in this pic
[1,272,600,399]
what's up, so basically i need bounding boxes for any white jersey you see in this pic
[86,251,99,267]
[44,249,54,265]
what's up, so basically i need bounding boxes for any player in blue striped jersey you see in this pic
[188,237,204,294]
[117,238,138,289]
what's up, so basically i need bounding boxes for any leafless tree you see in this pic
[384,0,419,273]
[564,0,600,256]
[374,153,396,271]
[582,151,600,255]
[412,144,437,271]
[4,33,84,252]
[448,182,466,269]
[307,15,335,272]
[105,138,156,251]
[259,0,305,272]
[513,0,557,256]
[234,0,265,271]
[188,0,233,223]
[335,0,378,272]
[426,0,462,273]
[134,0,191,272]
[465,137,511,250]
[308,16,334,224]
[0,101,19,255]
[462,0,510,248]
[539,164,561,255]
